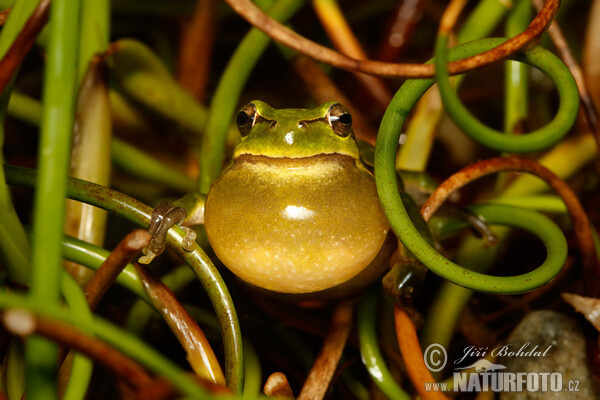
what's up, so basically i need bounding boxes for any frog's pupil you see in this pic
[339,113,352,124]
[237,111,250,126]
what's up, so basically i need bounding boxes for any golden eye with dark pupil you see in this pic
[328,103,353,137]
[236,103,257,137]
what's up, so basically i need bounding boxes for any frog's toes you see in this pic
[140,201,186,264]
[181,226,197,252]
[138,249,159,264]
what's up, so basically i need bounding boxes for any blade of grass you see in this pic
[25,0,81,397]
[0,0,48,286]
[77,0,109,84]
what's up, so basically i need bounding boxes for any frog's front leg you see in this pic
[139,193,205,264]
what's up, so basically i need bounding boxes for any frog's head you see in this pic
[233,100,360,159]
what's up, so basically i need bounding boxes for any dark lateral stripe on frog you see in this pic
[254,115,331,130]
[254,114,277,128]
[298,116,328,128]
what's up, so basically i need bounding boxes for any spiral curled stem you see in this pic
[421,157,599,296]
[434,36,579,152]
[376,38,575,294]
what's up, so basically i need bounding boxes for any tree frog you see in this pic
[203,101,390,294]
[141,101,391,297]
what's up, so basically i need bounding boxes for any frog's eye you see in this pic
[236,103,257,137]
[328,103,353,137]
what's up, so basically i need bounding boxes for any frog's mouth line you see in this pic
[234,153,357,165]
[233,153,373,176]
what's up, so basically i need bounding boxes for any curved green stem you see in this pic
[5,164,244,393]
[199,0,308,193]
[358,289,410,400]
[434,37,578,152]
[376,39,572,294]
[397,0,511,171]
[0,291,210,398]
[60,234,149,301]
[77,0,110,83]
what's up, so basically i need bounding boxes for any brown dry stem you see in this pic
[376,0,426,62]
[223,0,558,78]
[312,0,392,110]
[134,262,225,385]
[297,301,353,400]
[264,372,295,399]
[178,0,216,102]
[420,157,599,297]
[2,309,153,390]
[0,0,50,95]
[84,229,150,311]
[531,0,600,152]
[583,0,600,112]
[394,306,449,400]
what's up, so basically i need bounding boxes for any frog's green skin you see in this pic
[204,101,390,294]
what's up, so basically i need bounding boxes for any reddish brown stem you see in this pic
[2,309,153,390]
[583,0,600,113]
[312,0,392,111]
[264,372,295,399]
[297,301,353,400]
[0,0,50,95]
[394,306,449,400]
[178,0,216,102]
[420,157,599,297]
[134,262,225,385]
[376,0,427,62]
[223,0,558,78]
[84,229,150,311]
[531,0,600,152]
